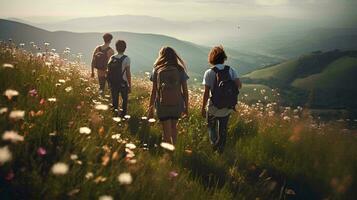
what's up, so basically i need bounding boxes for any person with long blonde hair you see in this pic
[148,46,189,144]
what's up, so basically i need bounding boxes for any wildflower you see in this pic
[9,110,25,120]
[169,171,179,178]
[28,89,38,97]
[95,104,109,111]
[40,98,46,105]
[283,116,291,121]
[65,86,73,92]
[49,132,57,136]
[4,89,19,100]
[141,116,148,120]
[37,147,47,156]
[148,118,156,123]
[48,98,57,102]
[2,63,14,68]
[2,131,24,143]
[124,115,131,119]
[99,195,113,200]
[112,117,121,122]
[58,79,66,83]
[51,162,69,175]
[45,62,52,67]
[118,172,133,185]
[85,172,94,179]
[0,107,8,114]
[79,127,91,135]
[125,143,136,150]
[70,154,78,160]
[0,146,12,164]
[55,83,61,87]
[94,176,107,183]
[160,142,175,151]
[111,134,121,139]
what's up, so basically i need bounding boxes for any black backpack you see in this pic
[107,55,128,87]
[93,46,111,70]
[211,66,239,109]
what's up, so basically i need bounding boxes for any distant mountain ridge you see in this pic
[0,19,280,77]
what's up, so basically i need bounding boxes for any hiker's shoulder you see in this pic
[204,68,215,76]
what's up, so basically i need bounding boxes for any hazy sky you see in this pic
[0,0,356,26]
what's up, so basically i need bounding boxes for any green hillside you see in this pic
[0,19,280,77]
[292,56,357,90]
[243,50,357,109]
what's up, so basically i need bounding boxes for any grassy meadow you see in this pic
[0,44,356,200]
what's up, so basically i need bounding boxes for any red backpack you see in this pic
[93,46,110,70]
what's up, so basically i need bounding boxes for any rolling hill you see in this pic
[0,19,280,77]
[243,50,357,108]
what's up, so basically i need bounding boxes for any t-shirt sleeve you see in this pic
[124,57,131,70]
[230,67,239,79]
[202,69,211,87]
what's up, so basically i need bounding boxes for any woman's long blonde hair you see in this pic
[153,46,187,72]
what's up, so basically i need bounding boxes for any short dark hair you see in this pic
[103,33,113,43]
[115,40,127,53]
[208,46,227,65]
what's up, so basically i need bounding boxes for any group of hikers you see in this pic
[91,33,242,153]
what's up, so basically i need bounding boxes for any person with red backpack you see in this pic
[201,46,242,153]
[107,40,131,117]
[148,47,189,145]
[91,33,115,96]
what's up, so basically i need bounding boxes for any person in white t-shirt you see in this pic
[107,40,131,117]
[201,46,242,153]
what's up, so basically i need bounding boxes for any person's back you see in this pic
[91,33,114,95]
[107,40,131,117]
[201,46,242,153]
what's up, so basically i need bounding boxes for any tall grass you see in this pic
[0,45,356,199]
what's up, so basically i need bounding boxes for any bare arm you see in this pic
[126,66,132,92]
[91,47,99,76]
[182,80,189,115]
[201,85,210,117]
[148,79,157,118]
[235,78,242,89]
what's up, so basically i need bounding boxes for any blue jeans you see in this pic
[111,86,128,117]
[207,114,230,153]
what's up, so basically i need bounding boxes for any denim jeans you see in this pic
[207,114,230,153]
[111,86,128,117]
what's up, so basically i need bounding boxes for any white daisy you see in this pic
[2,130,24,143]
[51,162,69,175]
[2,63,14,68]
[0,146,12,164]
[79,127,91,135]
[9,110,25,120]
[0,107,8,114]
[98,195,113,200]
[117,172,133,185]
[160,142,175,151]
[95,104,109,111]
[4,89,19,100]
[125,143,136,150]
